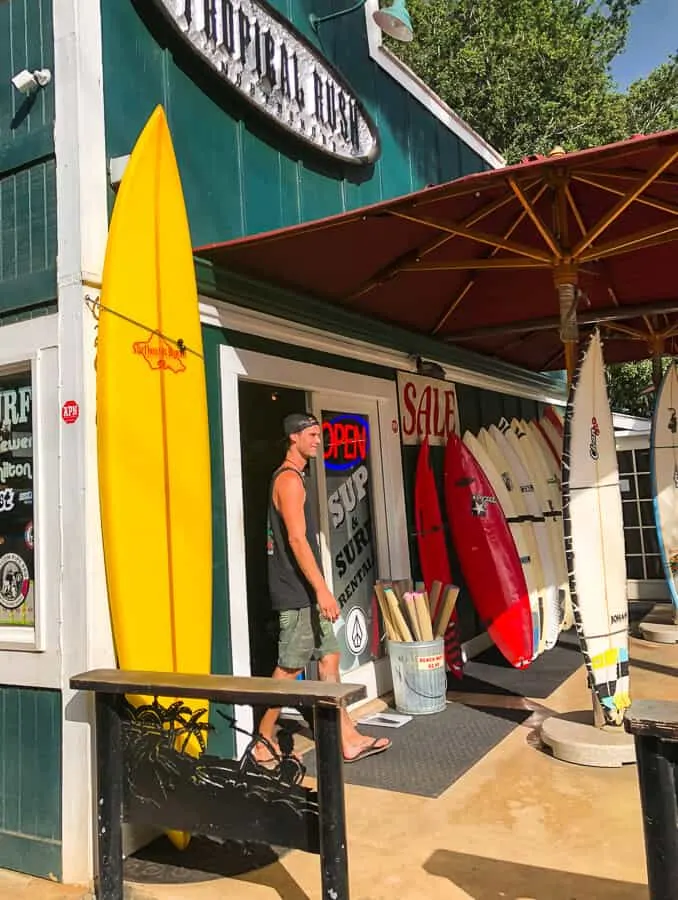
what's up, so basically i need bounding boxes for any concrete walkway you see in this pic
[2,630,675,900]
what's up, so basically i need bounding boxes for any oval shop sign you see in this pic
[151,0,380,166]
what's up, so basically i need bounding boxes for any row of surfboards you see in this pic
[415,331,631,725]
[416,410,569,673]
[463,411,571,660]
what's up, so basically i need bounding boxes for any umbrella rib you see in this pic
[388,210,553,262]
[577,167,678,187]
[660,322,678,341]
[604,321,648,340]
[347,233,455,301]
[572,147,678,257]
[579,220,678,262]
[401,258,549,271]
[541,344,565,370]
[431,184,550,335]
[346,188,530,302]
[564,185,588,237]
[508,177,562,257]
[571,173,678,218]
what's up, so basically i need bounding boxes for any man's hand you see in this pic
[316,585,340,622]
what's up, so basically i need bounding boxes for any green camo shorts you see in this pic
[278,606,340,670]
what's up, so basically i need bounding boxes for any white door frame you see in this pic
[219,346,410,749]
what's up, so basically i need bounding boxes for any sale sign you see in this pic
[397,371,459,446]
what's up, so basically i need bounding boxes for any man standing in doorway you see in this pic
[253,412,391,766]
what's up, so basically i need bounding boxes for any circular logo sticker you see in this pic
[0,553,30,610]
[62,401,80,424]
[344,606,368,656]
[24,521,34,551]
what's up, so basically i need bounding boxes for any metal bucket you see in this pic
[387,637,446,716]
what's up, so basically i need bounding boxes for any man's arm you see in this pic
[275,472,340,621]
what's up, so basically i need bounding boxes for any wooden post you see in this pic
[94,693,124,900]
[624,700,678,900]
[315,703,350,899]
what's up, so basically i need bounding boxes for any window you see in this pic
[619,447,662,581]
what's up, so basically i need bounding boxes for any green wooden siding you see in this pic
[101,0,489,248]
[0,1,61,881]
[0,686,62,880]
[0,0,57,314]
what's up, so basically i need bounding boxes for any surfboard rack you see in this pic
[624,700,678,900]
[70,669,365,900]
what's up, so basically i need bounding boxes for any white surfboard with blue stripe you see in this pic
[650,359,678,622]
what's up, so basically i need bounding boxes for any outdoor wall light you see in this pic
[416,357,446,380]
[11,68,52,95]
[310,0,414,43]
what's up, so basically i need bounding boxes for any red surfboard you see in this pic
[414,437,463,678]
[443,432,533,668]
[535,419,560,465]
[544,404,564,437]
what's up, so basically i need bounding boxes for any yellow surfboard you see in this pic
[96,106,212,849]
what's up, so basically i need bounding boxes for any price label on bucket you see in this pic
[417,653,444,671]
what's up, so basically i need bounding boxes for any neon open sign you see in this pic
[323,414,370,472]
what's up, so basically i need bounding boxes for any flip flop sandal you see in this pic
[343,738,392,764]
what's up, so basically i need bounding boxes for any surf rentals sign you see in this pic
[151,0,380,165]
[397,372,459,446]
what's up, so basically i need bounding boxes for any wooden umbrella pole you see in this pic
[564,340,578,386]
[555,270,579,386]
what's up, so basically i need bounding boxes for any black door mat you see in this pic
[125,835,286,884]
[302,702,530,798]
[450,628,583,698]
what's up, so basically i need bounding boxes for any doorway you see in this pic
[238,381,307,677]
[222,345,410,706]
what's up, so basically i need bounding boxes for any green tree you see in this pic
[386,0,640,162]
[605,360,656,416]
[385,1,677,413]
[625,53,678,134]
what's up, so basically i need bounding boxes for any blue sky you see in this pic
[609,0,678,89]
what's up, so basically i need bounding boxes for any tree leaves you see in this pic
[386,0,673,164]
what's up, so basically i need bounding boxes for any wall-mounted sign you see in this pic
[397,371,459,446]
[0,372,34,628]
[323,413,370,472]
[152,0,380,166]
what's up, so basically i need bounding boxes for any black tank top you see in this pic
[267,465,322,611]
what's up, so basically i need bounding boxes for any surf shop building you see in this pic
[4,0,670,888]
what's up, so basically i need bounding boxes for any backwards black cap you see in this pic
[283,412,320,437]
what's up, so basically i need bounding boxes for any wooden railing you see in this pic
[70,669,366,900]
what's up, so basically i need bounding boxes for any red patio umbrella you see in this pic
[196,129,678,383]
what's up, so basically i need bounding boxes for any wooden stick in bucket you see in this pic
[434,585,460,638]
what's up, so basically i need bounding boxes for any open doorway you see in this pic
[238,380,308,677]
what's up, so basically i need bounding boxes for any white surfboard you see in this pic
[491,423,561,652]
[478,428,545,654]
[562,330,630,725]
[507,416,569,636]
[540,417,562,463]
[484,425,560,653]
[650,360,678,622]
[525,419,574,630]
[464,430,542,657]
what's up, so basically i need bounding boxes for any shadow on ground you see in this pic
[424,849,648,899]
[125,836,310,899]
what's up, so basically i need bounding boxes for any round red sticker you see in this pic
[62,401,80,424]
